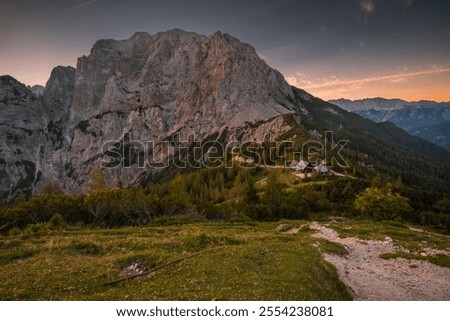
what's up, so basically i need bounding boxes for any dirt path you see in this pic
[310,222,450,300]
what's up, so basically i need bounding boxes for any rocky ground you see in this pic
[309,222,450,300]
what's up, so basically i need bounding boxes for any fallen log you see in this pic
[102,246,225,286]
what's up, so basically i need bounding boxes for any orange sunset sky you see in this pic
[1,0,449,102]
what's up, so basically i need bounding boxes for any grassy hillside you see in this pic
[0,219,351,300]
[1,218,448,300]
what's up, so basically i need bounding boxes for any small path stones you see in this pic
[310,222,450,300]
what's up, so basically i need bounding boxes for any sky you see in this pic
[1,0,449,101]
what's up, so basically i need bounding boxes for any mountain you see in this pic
[0,29,298,199]
[28,85,45,97]
[412,121,450,151]
[329,98,450,113]
[330,98,450,150]
[330,98,413,111]
[1,29,450,200]
[295,91,450,189]
[60,29,300,193]
[0,76,46,198]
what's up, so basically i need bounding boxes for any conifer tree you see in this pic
[88,166,108,192]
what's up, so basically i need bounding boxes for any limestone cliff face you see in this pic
[62,29,299,192]
[38,66,76,186]
[0,76,45,199]
[0,29,302,197]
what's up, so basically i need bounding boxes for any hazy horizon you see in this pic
[1,0,449,101]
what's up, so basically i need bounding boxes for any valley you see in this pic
[1,29,449,302]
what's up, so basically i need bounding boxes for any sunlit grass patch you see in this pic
[318,239,349,256]
[380,252,450,268]
[330,219,450,252]
[0,220,351,300]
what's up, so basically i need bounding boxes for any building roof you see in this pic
[315,164,328,173]
[290,160,314,171]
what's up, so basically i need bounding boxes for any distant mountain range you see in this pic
[330,98,450,151]
[411,121,450,151]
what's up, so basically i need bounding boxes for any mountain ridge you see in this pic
[1,29,450,200]
[412,121,450,151]
[330,98,450,151]
[1,29,299,198]
[330,98,450,111]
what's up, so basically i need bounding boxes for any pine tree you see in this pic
[243,180,259,205]
[88,166,108,192]
[266,170,282,208]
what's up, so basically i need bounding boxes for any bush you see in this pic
[354,185,412,220]
[418,211,450,232]
[0,193,90,233]
[84,187,159,227]
[49,213,67,229]
[6,227,21,236]
[22,223,52,237]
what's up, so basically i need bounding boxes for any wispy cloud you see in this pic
[67,0,99,12]
[288,66,450,90]
[405,0,413,9]
[359,0,375,15]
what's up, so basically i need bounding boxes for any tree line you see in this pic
[0,166,449,234]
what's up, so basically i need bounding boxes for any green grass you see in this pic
[329,220,450,252]
[380,252,450,268]
[0,248,38,265]
[274,219,308,233]
[318,240,349,256]
[3,218,447,300]
[282,174,329,194]
[328,219,450,269]
[0,220,351,300]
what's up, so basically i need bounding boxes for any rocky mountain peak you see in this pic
[0,75,44,200]
[71,29,295,126]
[42,66,76,121]
[0,76,35,106]
[29,85,45,97]
[129,31,151,40]
[1,29,301,196]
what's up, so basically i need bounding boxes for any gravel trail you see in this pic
[310,222,450,300]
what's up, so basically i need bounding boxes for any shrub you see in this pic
[6,227,21,236]
[49,213,67,229]
[354,185,412,220]
[22,223,52,237]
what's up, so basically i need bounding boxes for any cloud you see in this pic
[359,0,375,15]
[67,0,99,12]
[405,0,413,9]
[285,76,300,88]
[286,66,450,90]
